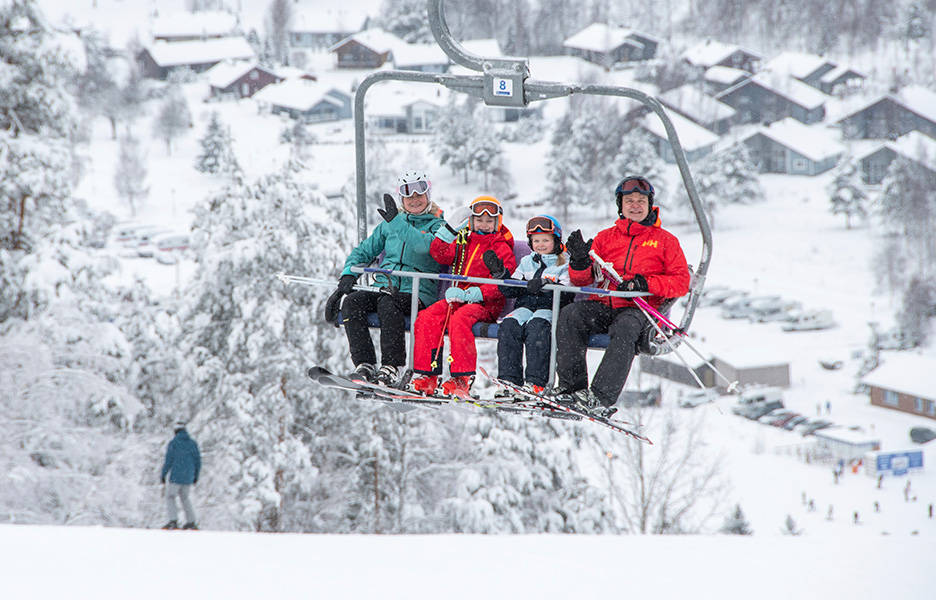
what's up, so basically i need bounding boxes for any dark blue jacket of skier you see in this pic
[161,428,201,485]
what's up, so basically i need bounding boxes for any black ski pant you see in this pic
[341,290,418,368]
[556,301,647,406]
[497,315,552,387]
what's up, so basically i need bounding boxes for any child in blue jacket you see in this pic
[483,215,573,396]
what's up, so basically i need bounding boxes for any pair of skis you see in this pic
[307,366,651,443]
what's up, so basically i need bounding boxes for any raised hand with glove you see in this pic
[435,206,472,243]
[482,250,509,279]
[565,230,593,271]
[525,277,547,294]
[377,193,399,223]
[324,274,358,326]
[617,274,649,293]
[445,286,483,304]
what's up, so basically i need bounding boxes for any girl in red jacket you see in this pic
[554,176,690,417]
[408,196,517,396]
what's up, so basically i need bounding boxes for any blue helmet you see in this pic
[526,215,563,253]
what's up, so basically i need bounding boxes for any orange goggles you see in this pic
[470,201,501,217]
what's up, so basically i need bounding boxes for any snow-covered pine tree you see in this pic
[781,514,803,535]
[195,111,239,175]
[878,156,936,270]
[896,276,935,348]
[467,116,503,190]
[719,503,753,535]
[114,133,149,217]
[152,85,191,156]
[544,114,586,223]
[679,145,763,228]
[176,161,360,531]
[610,129,665,210]
[431,96,476,183]
[377,0,432,42]
[828,159,869,229]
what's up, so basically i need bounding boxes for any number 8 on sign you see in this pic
[493,78,513,97]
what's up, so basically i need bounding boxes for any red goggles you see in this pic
[398,180,430,197]
[526,216,556,235]
[470,201,501,217]
[616,178,653,197]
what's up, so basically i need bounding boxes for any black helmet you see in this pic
[614,176,655,216]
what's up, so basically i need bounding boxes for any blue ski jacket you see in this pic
[341,203,446,307]
[161,429,201,485]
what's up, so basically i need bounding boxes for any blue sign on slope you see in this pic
[875,450,924,476]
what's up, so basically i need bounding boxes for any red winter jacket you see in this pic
[569,209,690,309]
[430,226,517,316]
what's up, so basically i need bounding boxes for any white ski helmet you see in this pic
[396,170,432,214]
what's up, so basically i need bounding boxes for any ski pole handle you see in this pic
[588,250,624,284]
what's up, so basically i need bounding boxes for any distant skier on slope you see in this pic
[552,176,690,417]
[325,170,446,387]
[161,421,201,530]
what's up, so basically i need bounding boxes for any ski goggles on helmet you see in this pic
[398,180,430,197]
[470,200,502,217]
[615,177,654,197]
[526,216,557,235]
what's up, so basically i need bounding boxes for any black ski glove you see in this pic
[336,274,357,295]
[482,250,508,279]
[617,274,648,293]
[566,230,593,271]
[526,277,547,294]
[377,193,398,223]
[324,289,343,326]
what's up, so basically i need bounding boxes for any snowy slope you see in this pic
[0,523,931,600]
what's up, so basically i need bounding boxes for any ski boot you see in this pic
[162,521,178,530]
[375,364,403,388]
[439,375,474,398]
[407,375,438,395]
[181,522,199,530]
[349,363,377,383]
[552,387,617,419]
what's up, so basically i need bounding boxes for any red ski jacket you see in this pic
[569,210,690,309]
[430,226,517,316]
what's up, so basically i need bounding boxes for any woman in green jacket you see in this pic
[325,171,445,386]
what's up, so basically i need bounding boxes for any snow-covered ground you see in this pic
[8,1,935,597]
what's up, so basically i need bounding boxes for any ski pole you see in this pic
[430,300,455,370]
[589,251,739,393]
[634,301,708,391]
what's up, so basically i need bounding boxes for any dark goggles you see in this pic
[526,216,556,235]
[398,180,430,197]
[471,201,501,217]
[617,178,653,197]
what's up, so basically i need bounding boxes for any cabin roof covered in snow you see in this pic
[704,66,749,86]
[392,43,449,68]
[741,118,844,162]
[562,23,659,52]
[150,11,238,39]
[291,7,368,34]
[145,37,255,67]
[838,85,936,125]
[856,131,936,172]
[681,40,763,68]
[641,110,720,150]
[329,28,407,54]
[862,354,936,400]
[252,79,345,111]
[719,70,828,110]
[760,51,836,80]
[659,84,737,123]
[205,61,274,89]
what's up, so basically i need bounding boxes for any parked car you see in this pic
[679,389,718,408]
[783,415,810,430]
[722,295,783,319]
[909,427,936,444]
[749,298,801,323]
[783,309,834,332]
[800,419,833,437]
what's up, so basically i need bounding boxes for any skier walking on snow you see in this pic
[408,196,517,397]
[161,421,201,530]
[483,215,574,396]
[324,171,446,387]
[553,176,690,417]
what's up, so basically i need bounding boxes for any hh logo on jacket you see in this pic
[642,240,659,248]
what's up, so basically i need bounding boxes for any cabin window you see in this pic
[926,400,935,416]
[250,70,259,80]
[914,397,924,412]
[883,390,899,406]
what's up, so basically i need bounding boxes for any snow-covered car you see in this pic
[749,298,802,323]
[722,295,782,319]
[679,389,717,408]
[783,309,834,332]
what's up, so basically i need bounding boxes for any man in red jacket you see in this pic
[554,176,690,417]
